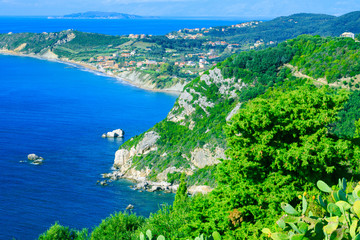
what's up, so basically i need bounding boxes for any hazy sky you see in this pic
[0,0,359,18]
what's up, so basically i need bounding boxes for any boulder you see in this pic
[100,181,108,186]
[27,154,44,164]
[102,129,124,138]
[148,186,161,192]
[126,204,134,210]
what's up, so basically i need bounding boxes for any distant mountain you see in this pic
[54,11,153,19]
[196,11,360,43]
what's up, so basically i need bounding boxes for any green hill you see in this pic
[1,11,359,92]
[113,35,360,191]
[37,34,360,240]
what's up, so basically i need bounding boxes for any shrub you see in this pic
[90,212,144,240]
[38,222,88,240]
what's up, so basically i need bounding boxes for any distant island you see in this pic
[49,11,156,19]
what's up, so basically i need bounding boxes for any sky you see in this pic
[0,0,359,18]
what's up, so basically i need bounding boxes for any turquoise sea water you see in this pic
[0,17,244,239]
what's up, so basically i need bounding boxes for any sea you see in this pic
[0,17,244,239]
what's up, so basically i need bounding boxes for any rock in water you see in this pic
[126,204,134,210]
[27,154,44,164]
[102,129,125,138]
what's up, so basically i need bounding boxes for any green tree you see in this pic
[173,172,188,211]
[186,85,359,239]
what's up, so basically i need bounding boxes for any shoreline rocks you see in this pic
[27,154,44,165]
[102,171,180,193]
[102,129,124,138]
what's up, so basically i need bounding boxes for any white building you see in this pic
[340,32,355,39]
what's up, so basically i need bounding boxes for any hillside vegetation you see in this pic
[1,12,359,92]
[36,35,360,239]
[115,35,360,189]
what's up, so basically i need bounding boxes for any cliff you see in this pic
[109,35,360,192]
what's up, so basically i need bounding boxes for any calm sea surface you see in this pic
[0,17,244,35]
[0,17,243,239]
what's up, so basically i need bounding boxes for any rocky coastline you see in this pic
[1,49,214,195]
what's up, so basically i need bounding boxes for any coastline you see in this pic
[0,49,182,95]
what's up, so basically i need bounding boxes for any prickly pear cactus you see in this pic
[263,178,360,240]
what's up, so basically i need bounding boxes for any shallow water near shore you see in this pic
[0,54,177,239]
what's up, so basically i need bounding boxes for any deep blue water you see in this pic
[0,54,178,239]
[0,17,243,35]
[0,17,246,240]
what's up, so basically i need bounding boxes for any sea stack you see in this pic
[102,129,125,138]
[27,154,44,165]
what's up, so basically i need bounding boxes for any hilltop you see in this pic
[1,11,359,93]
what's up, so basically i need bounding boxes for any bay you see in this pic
[0,17,245,239]
[0,54,177,239]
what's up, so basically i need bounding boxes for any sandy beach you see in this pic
[0,49,181,95]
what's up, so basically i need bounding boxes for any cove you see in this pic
[0,54,177,239]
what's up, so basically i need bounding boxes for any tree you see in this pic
[173,173,188,211]
[188,85,360,239]
[223,85,354,184]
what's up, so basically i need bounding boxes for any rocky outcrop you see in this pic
[188,185,214,195]
[167,68,246,125]
[156,167,194,182]
[226,103,242,122]
[113,131,160,177]
[136,131,160,154]
[117,71,185,92]
[133,180,179,193]
[102,129,125,138]
[191,145,225,168]
[27,154,44,165]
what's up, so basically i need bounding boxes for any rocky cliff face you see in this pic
[111,67,246,193]
[114,131,160,176]
[117,71,185,93]
[167,68,246,128]
[191,145,225,168]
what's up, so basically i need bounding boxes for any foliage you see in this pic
[137,205,190,239]
[139,229,222,240]
[288,35,360,83]
[34,33,360,239]
[200,12,360,44]
[263,178,360,240]
[173,173,189,211]
[332,91,360,137]
[120,35,360,185]
[38,222,88,240]
[178,85,359,239]
[90,212,144,240]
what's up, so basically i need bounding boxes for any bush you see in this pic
[90,212,144,240]
[38,222,88,240]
